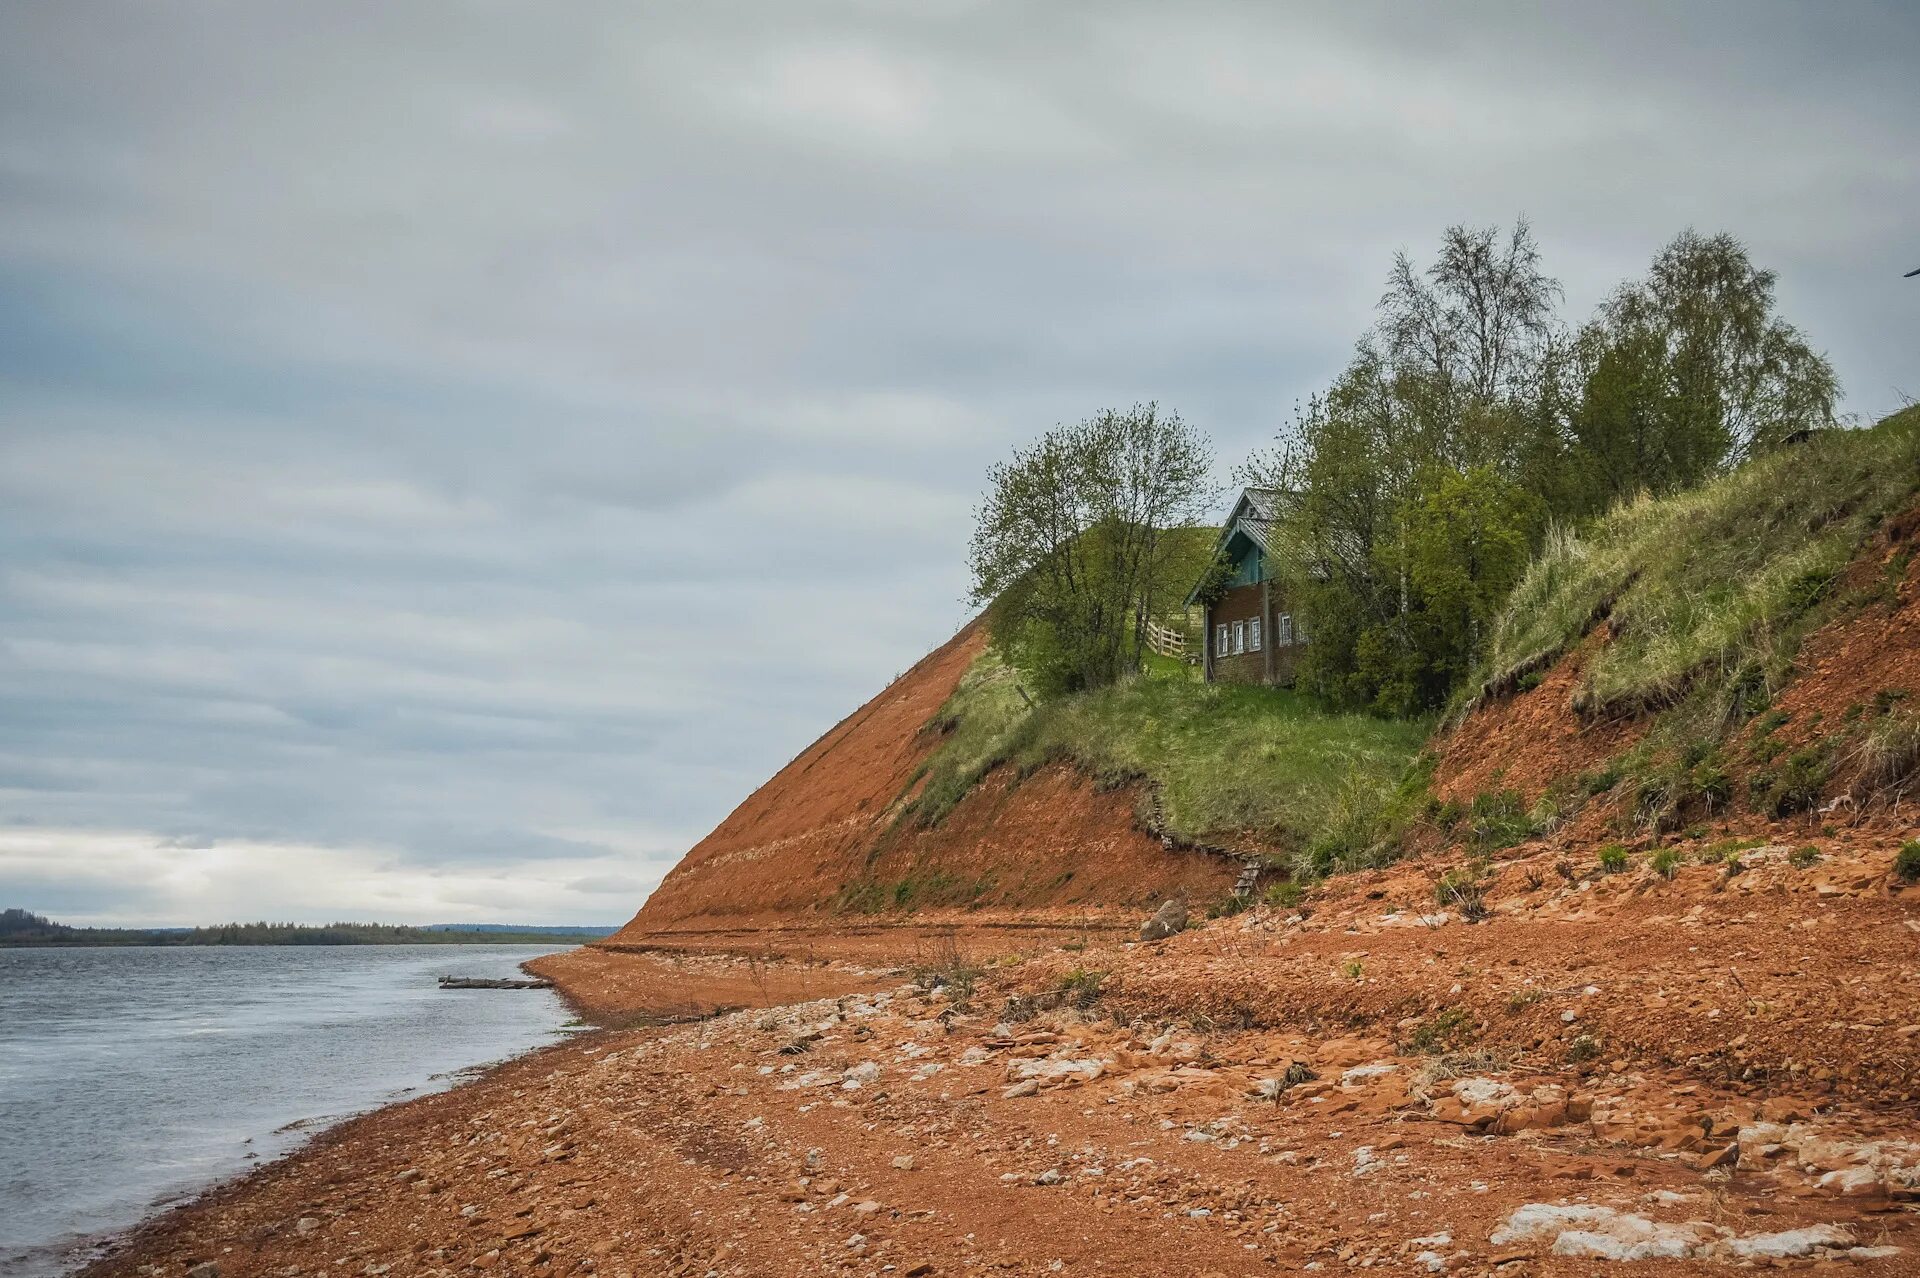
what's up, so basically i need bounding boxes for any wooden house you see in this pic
[1187,487,1308,686]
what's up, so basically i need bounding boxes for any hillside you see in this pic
[1433,406,1920,848]
[606,622,1239,952]
[113,415,1920,1278]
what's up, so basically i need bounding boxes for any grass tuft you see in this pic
[1896,841,1920,883]
[1471,407,1920,717]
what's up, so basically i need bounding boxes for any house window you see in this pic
[1248,616,1261,651]
[1233,620,1246,654]
[1276,613,1293,646]
[1216,623,1229,657]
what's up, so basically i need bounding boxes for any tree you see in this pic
[1568,230,1838,509]
[1249,220,1563,712]
[969,404,1214,695]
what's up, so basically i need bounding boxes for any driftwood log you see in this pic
[438,976,553,990]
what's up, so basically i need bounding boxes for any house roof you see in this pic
[1185,487,1299,605]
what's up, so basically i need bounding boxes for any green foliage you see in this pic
[969,404,1215,696]
[1854,710,1920,797]
[903,652,1429,878]
[1650,847,1682,878]
[1025,678,1428,866]
[1056,967,1106,1010]
[1466,789,1534,851]
[1207,893,1251,919]
[1631,747,1732,832]
[1788,845,1822,869]
[1404,1007,1477,1055]
[1248,224,1841,717]
[1895,841,1920,883]
[1761,745,1833,817]
[1699,836,1762,864]
[1476,406,1920,716]
[906,651,1038,827]
[1597,843,1630,874]
[1434,865,1491,922]
[1262,880,1303,910]
[1565,229,1837,513]
[1580,761,1624,796]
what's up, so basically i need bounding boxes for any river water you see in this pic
[0,945,576,1277]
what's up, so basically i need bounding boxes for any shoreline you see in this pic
[72,874,1920,1276]
[1,945,577,1278]
[77,1030,607,1278]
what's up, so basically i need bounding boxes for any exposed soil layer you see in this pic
[625,624,989,934]
[620,623,1235,945]
[1435,514,1920,820]
[1434,633,1645,806]
[89,833,1920,1278]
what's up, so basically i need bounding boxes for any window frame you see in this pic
[1215,623,1229,657]
[1248,616,1261,652]
[1232,620,1246,654]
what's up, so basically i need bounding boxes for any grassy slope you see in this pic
[1476,407,1920,716]
[904,649,1428,875]
[1453,406,1920,834]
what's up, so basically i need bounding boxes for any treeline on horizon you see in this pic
[973,220,1843,715]
[0,908,614,947]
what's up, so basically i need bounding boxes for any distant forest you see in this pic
[0,908,615,947]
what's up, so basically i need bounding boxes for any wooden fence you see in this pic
[1145,617,1196,663]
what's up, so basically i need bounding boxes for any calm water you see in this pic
[0,945,576,1277]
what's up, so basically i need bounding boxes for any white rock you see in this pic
[1722,1225,1852,1260]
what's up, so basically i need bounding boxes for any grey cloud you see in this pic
[0,1,1914,924]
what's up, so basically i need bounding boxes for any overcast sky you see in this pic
[2,2,1914,926]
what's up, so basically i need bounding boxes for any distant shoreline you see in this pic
[0,934,606,947]
[0,908,616,948]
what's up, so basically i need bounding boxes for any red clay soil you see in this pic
[616,622,1234,949]
[625,623,989,934]
[1434,633,1645,806]
[1436,509,1920,812]
[1766,536,1920,781]
[88,830,1920,1278]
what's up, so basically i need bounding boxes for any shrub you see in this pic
[1788,845,1821,869]
[1581,763,1623,796]
[1208,892,1251,919]
[1057,967,1105,1011]
[1566,1034,1602,1064]
[1854,711,1920,797]
[1650,848,1682,878]
[1468,789,1534,851]
[1263,880,1303,910]
[1435,866,1490,922]
[1896,841,1920,882]
[1597,844,1630,874]
[1341,958,1365,980]
[1762,745,1832,817]
[1699,836,1761,863]
[1404,1008,1476,1055]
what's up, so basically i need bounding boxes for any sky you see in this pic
[2,2,1915,927]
